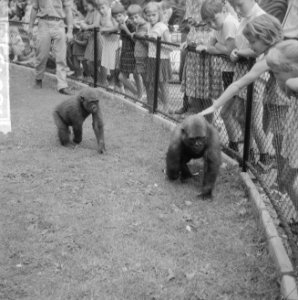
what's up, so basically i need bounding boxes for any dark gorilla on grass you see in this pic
[53,87,105,154]
[166,115,221,200]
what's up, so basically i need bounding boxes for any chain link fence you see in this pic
[8,20,298,258]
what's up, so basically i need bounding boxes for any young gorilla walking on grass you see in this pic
[53,87,105,154]
[166,115,222,200]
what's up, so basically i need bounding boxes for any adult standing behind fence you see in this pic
[28,0,74,95]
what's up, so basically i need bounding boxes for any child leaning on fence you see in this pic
[198,0,240,155]
[112,2,143,98]
[199,14,298,206]
[144,1,172,112]
[228,0,274,168]
[129,4,150,102]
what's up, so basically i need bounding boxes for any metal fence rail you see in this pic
[8,20,298,259]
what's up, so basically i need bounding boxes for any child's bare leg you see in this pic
[221,99,242,150]
[82,59,90,77]
[146,82,155,109]
[101,66,108,86]
[159,82,169,111]
[73,56,82,78]
[133,72,143,98]
[119,72,138,95]
[251,100,273,155]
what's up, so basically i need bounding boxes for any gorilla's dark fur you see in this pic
[166,115,221,199]
[53,87,105,153]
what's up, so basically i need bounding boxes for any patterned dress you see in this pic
[181,0,223,101]
[119,19,136,75]
[181,50,223,100]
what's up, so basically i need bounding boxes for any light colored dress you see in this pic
[181,0,224,100]
[100,8,119,71]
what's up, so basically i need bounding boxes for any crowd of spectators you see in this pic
[8,0,185,93]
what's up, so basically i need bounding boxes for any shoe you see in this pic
[34,79,42,89]
[58,87,73,95]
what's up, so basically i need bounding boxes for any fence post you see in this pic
[152,36,161,113]
[93,28,98,88]
[242,58,255,172]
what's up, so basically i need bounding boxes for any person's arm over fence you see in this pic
[199,57,270,115]
[197,36,235,56]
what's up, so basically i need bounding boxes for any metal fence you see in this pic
[8,20,298,258]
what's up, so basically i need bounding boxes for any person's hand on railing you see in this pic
[196,44,207,52]
[230,48,239,62]
[80,22,88,30]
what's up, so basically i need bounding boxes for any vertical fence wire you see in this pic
[93,27,98,88]
[153,36,161,114]
[242,59,255,172]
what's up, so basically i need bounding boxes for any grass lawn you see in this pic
[0,66,279,300]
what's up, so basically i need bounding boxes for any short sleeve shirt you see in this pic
[148,22,170,59]
[32,0,72,19]
[213,14,239,46]
[212,14,239,71]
